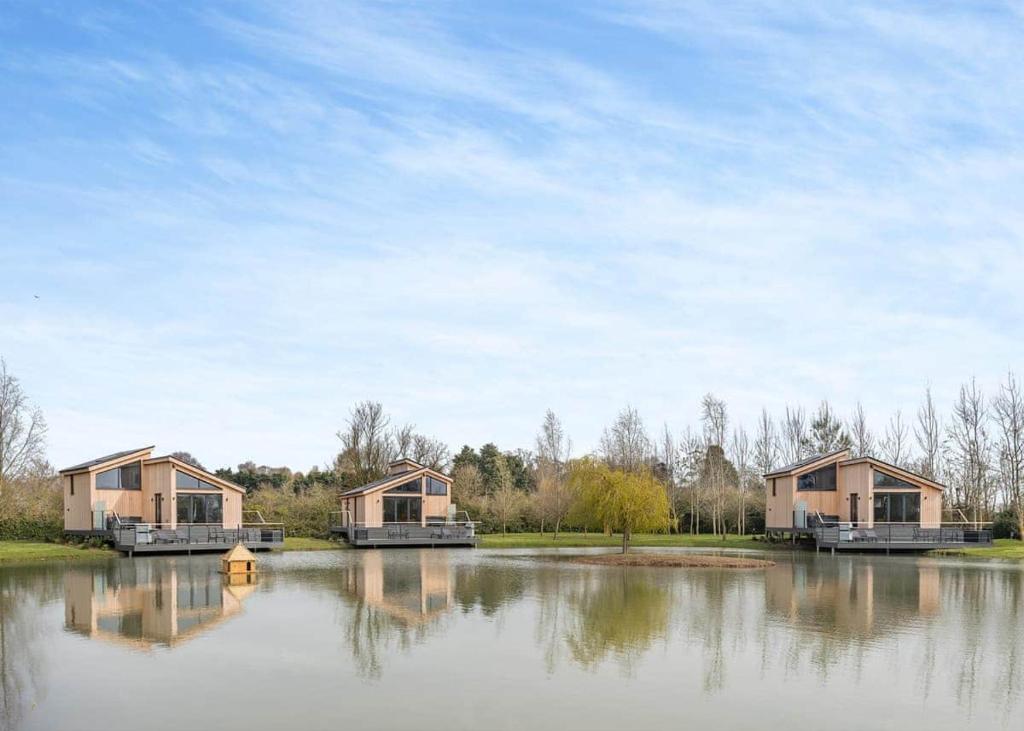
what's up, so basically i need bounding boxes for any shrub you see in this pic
[992,508,1020,540]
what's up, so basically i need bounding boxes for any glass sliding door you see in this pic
[176,494,224,524]
[873,492,921,523]
[383,496,422,524]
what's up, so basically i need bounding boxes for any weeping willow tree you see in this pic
[568,457,670,553]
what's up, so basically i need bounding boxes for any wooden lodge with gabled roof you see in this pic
[765,448,992,551]
[60,446,284,554]
[330,459,476,548]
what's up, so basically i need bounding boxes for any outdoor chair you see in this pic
[154,529,182,544]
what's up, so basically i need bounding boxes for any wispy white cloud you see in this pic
[0,0,1022,468]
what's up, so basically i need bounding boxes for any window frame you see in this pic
[796,463,838,492]
[872,491,921,523]
[872,469,917,489]
[426,476,448,496]
[95,461,142,490]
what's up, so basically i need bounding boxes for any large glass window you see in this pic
[383,496,422,523]
[96,461,142,490]
[175,471,218,490]
[426,477,447,496]
[797,464,837,491]
[873,492,921,523]
[176,494,223,524]
[873,470,916,489]
[385,479,421,494]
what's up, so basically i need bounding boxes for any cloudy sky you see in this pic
[2,1,1023,471]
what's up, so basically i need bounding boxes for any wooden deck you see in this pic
[75,525,286,554]
[809,523,992,552]
[330,523,477,548]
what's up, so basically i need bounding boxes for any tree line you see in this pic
[0,354,1021,543]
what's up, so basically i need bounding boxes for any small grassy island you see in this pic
[574,553,775,569]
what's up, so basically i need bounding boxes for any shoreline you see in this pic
[1,534,1021,565]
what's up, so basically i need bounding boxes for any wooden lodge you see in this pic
[765,449,992,551]
[330,459,477,547]
[60,446,284,554]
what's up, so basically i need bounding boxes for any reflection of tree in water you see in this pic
[762,558,1024,721]
[560,569,671,674]
[0,565,64,729]
[452,562,527,617]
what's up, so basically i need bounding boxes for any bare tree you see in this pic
[536,410,572,480]
[599,405,652,473]
[489,454,523,534]
[534,410,574,538]
[881,410,911,468]
[657,424,683,533]
[753,409,779,476]
[992,371,1024,538]
[848,402,874,458]
[808,400,851,454]
[677,427,704,534]
[729,426,751,535]
[781,405,807,464]
[335,401,393,484]
[334,401,449,483]
[947,379,992,522]
[410,434,450,472]
[0,358,47,488]
[914,387,943,481]
[700,394,729,537]
[452,463,484,504]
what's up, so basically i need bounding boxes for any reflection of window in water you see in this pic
[426,592,448,612]
[176,577,224,611]
[98,611,144,639]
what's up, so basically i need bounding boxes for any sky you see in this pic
[1,1,1023,472]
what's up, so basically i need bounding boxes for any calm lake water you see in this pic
[1,547,1021,731]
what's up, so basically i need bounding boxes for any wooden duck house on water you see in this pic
[220,543,257,577]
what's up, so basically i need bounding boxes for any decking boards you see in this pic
[104,526,285,554]
[330,524,477,548]
[809,524,992,552]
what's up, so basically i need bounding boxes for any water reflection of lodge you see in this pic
[340,550,454,626]
[765,560,940,636]
[64,559,253,650]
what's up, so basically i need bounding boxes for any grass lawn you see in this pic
[0,540,112,563]
[479,532,773,550]
[929,538,1024,560]
[281,536,347,551]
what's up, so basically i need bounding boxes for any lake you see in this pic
[1,547,1021,730]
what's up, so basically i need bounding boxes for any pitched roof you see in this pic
[222,543,257,562]
[340,470,424,497]
[59,446,154,474]
[144,455,246,493]
[840,455,946,490]
[764,448,850,478]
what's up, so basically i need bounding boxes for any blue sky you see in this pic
[2,1,1023,471]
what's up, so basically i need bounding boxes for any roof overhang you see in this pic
[341,466,451,498]
[144,456,246,494]
[764,449,850,478]
[59,446,155,475]
[839,456,945,491]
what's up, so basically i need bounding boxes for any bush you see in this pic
[992,508,1020,540]
[244,484,339,538]
[0,472,64,541]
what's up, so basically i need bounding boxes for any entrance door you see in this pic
[154,494,163,525]
[850,494,859,525]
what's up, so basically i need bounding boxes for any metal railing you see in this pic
[811,521,992,547]
[109,522,286,547]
